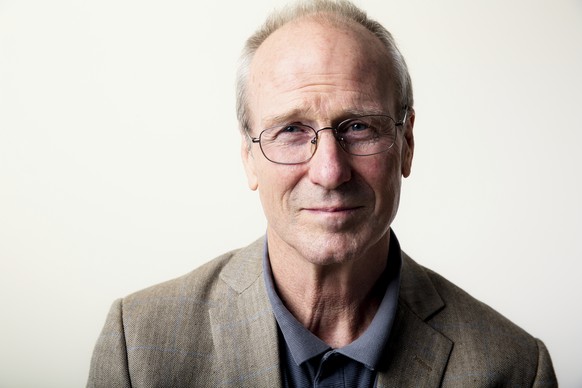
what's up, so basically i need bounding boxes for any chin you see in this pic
[295,233,367,266]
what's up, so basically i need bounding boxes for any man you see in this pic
[87,0,557,386]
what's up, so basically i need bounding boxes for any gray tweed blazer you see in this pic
[87,238,557,387]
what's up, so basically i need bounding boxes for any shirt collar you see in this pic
[262,239,330,365]
[262,229,402,370]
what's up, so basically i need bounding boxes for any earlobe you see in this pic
[241,135,259,191]
[401,108,415,178]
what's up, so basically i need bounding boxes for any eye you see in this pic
[347,122,369,132]
[263,123,313,144]
[281,125,304,133]
[337,119,376,135]
[274,124,313,137]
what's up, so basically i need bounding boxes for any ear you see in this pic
[400,108,415,178]
[241,133,259,191]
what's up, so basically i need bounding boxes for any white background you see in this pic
[1,0,581,386]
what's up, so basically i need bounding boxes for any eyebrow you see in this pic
[262,111,303,129]
[261,107,387,129]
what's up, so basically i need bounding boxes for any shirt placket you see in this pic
[313,350,344,387]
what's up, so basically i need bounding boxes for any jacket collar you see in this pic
[376,252,452,386]
[209,237,282,386]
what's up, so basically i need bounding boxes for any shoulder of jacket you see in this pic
[122,236,264,303]
[401,252,537,344]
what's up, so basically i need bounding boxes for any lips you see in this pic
[303,205,362,212]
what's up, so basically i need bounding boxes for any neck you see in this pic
[268,232,390,348]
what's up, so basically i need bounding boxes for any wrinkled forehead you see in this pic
[247,17,396,126]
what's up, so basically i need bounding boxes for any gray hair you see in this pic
[235,0,413,133]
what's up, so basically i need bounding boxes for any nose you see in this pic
[308,128,352,189]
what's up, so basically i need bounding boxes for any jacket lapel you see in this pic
[209,238,282,387]
[376,253,453,387]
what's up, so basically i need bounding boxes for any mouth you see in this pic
[302,205,363,213]
[300,206,365,230]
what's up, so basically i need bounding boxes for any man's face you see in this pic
[242,18,414,266]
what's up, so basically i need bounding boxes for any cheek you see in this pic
[365,150,401,180]
[361,153,403,208]
[256,163,304,210]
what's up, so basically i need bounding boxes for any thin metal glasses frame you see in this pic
[249,107,408,165]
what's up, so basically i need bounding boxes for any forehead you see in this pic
[248,17,395,127]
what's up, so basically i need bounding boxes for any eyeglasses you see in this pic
[249,109,408,165]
